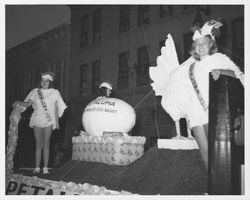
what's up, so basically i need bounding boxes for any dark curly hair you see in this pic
[38,71,55,88]
[189,35,218,60]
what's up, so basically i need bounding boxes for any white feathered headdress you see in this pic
[192,19,223,41]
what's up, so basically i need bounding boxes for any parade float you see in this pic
[6,92,207,196]
[6,16,244,194]
[6,34,209,195]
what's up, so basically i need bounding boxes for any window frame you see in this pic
[79,64,88,96]
[92,9,102,44]
[80,14,89,48]
[92,60,101,95]
[138,5,150,27]
[159,5,173,19]
[136,46,150,86]
[118,51,129,90]
[119,5,130,33]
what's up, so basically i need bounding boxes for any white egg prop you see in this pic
[82,97,136,136]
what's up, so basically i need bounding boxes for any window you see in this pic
[92,60,101,94]
[136,46,150,86]
[119,5,130,33]
[93,9,101,43]
[232,17,244,71]
[80,15,88,48]
[80,64,88,95]
[183,5,197,10]
[48,60,65,91]
[118,52,129,90]
[138,5,150,26]
[159,5,173,18]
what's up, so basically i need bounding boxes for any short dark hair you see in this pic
[98,87,111,97]
[189,35,218,60]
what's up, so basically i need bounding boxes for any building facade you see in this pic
[67,5,244,148]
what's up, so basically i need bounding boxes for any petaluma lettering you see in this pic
[91,99,115,106]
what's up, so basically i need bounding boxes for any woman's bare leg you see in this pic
[192,125,208,170]
[33,126,43,168]
[42,125,53,168]
[204,123,208,139]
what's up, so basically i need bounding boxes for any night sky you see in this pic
[5,4,70,50]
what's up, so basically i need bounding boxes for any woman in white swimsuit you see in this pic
[150,20,244,169]
[13,72,67,174]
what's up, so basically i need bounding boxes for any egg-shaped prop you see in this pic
[82,97,136,136]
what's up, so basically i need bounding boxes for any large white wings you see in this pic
[149,34,180,96]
